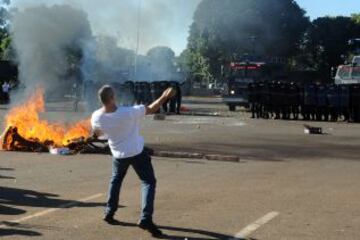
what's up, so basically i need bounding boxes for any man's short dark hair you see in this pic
[98,85,115,105]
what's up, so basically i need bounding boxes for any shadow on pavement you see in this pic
[117,221,242,240]
[0,175,15,179]
[0,228,42,237]
[0,187,120,237]
[0,205,26,215]
[0,186,107,209]
[0,167,15,180]
[0,167,15,171]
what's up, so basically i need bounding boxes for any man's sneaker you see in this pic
[138,220,163,237]
[103,215,120,225]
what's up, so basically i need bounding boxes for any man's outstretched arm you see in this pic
[145,88,176,115]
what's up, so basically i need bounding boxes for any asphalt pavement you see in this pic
[1,97,360,240]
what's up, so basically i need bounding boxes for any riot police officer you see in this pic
[280,82,291,120]
[168,81,182,114]
[159,81,170,113]
[272,81,282,119]
[150,81,162,113]
[298,83,305,120]
[267,81,276,119]
[327,84,340,122]
[259,82,270,119]
[303,83,317,121]
[141,81,152,105]
[133,82,140,104]
[255,82,264,118]
[339,85,350,121]
[2,81,10,104]
[289,82,300,120]
[254,82,261,118]
[350,84,360,122]
[248,82,256,118]
[316,83,328,121]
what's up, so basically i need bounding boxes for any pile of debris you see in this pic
[1,126,110,155]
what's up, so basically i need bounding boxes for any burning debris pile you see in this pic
[1,89,109,154]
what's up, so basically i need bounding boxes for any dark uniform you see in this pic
[248,83,256,118]
[0,88,5,104]
[255,82,263,118]
[350,85,360,122]
[288,82,300,120]
[141,82,152,105]
[267,81,276,119]
[327,84,340,122]
[252,82,261,118]
[258,82,270,119]
[280,82,291,120]
[272,81,282,119]
[168,81,182,114]
[303,83,317,120]
[316,84,328,121]
[135,82,145,104]
[298,83,305,120]
[150,82,162,113]
[159,81,170,113]
[1,82,10,104]
[339,85,350,121]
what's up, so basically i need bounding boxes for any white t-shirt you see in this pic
[91,105,146,159]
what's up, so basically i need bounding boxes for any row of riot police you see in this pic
[84,80,182,114]
[121,81,182,114]
[248,82,360,123]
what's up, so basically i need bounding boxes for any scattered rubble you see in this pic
[304,125,323,135]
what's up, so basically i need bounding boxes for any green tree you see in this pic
[0,0,11,59]
[352,13,360,24]
[178,44,212,86]
[146,46,176,80]
[304,16,360,79]
[186,0,309,79]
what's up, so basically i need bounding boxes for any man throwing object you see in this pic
[91,85,175,237]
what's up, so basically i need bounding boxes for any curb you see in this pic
[204,154,240,162]
[153,151,204,159]
[152,150,240,163]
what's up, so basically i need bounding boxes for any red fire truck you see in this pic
[222,58,286,111]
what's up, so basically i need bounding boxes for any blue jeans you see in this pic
[105,150,156,222]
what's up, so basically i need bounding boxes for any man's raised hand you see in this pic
[162,87,176,100]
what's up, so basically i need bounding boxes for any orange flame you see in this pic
[4,89,91,147]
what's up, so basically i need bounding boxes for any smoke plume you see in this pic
[11,0,201,55]
[11,5,93,95]
[10,0,201,99]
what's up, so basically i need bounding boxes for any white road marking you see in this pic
[234,211,279,239]
[0,193,104,228]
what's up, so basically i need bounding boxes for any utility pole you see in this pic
[250,36,257,55]
[134,0,142,79]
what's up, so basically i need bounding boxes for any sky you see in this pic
[10,0,360,55]
[298,0,359,19]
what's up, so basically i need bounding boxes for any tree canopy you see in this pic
[0,0,10,59]
[352,14,360,25]
[186,0,310,79]
[146,46,176,80]
[302,16,360,77]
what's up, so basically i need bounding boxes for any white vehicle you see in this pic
[353,56,360,66]
[335,56,360,85]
